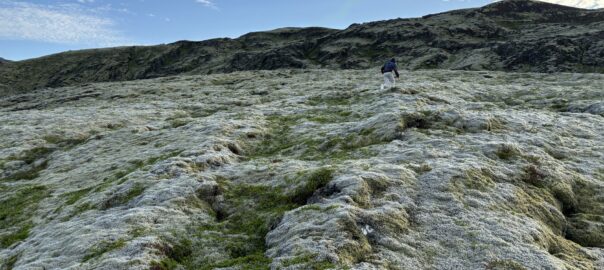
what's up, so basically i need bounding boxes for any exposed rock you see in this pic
[1,0,604,96]
[0,68,603,269]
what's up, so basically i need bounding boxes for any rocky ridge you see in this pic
[1,0,604,96]
[0,68,603,269]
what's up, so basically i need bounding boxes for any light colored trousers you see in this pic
[381,72,396,90]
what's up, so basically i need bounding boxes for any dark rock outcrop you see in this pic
[1,0,603,96]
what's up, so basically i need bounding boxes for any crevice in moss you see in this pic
[563,178,604,248]
[155,168,335,269]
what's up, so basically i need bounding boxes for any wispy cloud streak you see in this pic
[0,1,126,45]
[195,0,219,10]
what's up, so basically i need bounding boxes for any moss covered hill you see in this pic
[0,68,603,269]
[1,0,604,96]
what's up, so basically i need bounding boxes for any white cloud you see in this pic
[538,0,604,8]
[195,0,218,9]
[0,1,126,46]
[491,0,604,9]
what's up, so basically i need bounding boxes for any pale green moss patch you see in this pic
[495,144,520,160]
[0,185,49,248]
[486,259,527,270]
[450,168,496,193]
[63,187,94,205]
[101,183,146,209]
[82,238,127,262]
[0,253,19,270]
[281,253,336,269]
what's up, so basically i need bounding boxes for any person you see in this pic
[380,58,400,90]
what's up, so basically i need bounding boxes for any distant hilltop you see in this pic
[1,0,603,96]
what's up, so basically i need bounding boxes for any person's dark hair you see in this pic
[390,58,396,63]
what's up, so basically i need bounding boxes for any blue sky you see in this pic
[0,0,602,61]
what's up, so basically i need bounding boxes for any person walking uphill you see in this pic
[381,58,400,90]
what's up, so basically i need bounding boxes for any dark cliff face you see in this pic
[1,0,603,96]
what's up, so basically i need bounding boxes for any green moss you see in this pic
[251,111,376,161]
[486,259,527,270]
[0,160,48,181]
[201,252,271,270]
[114,170,129,180]
[594,169,604,181]
[299,205,323,211]
[521,164,546,187]
[281,253,336,269]
[290,168,334,204]
[74,202,94,216]
[300,132,384,161]
[94,150,183,192]
[0,185,49,248]
[169,119,190,128]
[565,179,604,247]
[511,186,565,234]
[1,253,19,270]
[150,259,179,270]
[82,238,127,262]
[306,94,353,106]
[1,146,53,181]
[43,134,88,147]
[451,168,495,193]
[101,183,146,209]
[63,187,93,205]
[453,219,470,227]
[129,226,147,238]
[0,224,32,249]
[251,115,302,157]
[308,116,333,123]
[11,146,54,164]
[307,109,356,124]
[159,168,335,269]
[550,99,569,112]
[496,144,519,160]
[359,128,376,136]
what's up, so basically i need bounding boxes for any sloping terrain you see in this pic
[0,68,603,269]
[1,0,604,96]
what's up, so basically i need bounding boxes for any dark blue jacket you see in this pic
[381,60,400,77]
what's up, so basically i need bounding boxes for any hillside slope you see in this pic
[1,0,604,96]
[1,69,603,269]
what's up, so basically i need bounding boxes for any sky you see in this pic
[0,0,602,61]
